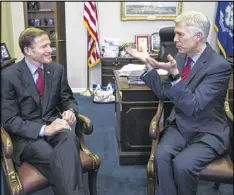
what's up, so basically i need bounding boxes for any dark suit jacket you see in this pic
[141,43,232,155]
[1,58,78,164]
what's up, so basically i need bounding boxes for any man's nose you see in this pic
[48,46,52,53]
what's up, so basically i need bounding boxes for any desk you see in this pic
[101,55,157,86]
[114,70,233,165]
[114,70,173,165]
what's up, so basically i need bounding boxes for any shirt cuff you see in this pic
[171,78,181,86]
[39,125,46,137]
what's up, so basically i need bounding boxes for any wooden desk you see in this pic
[101,55,158,86]
[114,70,233,165]
[114,70,173,165]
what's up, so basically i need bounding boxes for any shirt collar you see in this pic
[189,44,207,64]
[25,58,44,75]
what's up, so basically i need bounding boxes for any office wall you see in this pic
[1,2,14,55]
[2,2,218,91]
[1,2,25,60]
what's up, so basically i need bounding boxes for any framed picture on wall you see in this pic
[1,43,11,61]
[135,35,150,52]
[121,2,182,21]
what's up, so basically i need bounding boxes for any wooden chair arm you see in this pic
[147,101,164,179]
[75,114,101,170]
[149,101,164,139]
[225,89,233,121]
[1,158,23,195]
[1,127,14,159]
[76,114,93,135]
[1,128,23,194]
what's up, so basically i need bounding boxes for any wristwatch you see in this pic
[168,73,181,82]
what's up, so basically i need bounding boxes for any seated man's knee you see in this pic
[172,155,192,177]
[49,130,79,146]
[155,144,171,163]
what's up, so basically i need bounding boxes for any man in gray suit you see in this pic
[1,27,84,195]
[125,11,232,195]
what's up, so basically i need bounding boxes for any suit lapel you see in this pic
[185,43,213,85]
[18,59,40,106]
[177,54,187,76]
[42,63,53,114]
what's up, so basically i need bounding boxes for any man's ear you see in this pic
[24,47,32,56]
[196,32,202,42]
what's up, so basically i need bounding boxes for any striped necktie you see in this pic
[182,57,192,81]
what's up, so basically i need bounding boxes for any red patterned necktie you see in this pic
[182,57,192,81]
[36,68,44,97]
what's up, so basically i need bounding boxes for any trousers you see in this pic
[155,126,219,195]
[20,129,84,195]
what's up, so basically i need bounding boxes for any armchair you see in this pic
[158,27,178,62]
[147,89,233,195]
[1,114,101,195]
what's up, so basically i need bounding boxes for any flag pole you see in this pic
[80,31,93,96]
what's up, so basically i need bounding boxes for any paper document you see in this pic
[119,64,146,76]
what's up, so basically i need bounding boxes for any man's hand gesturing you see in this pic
[146,54,179,75]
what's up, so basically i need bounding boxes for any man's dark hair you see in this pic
[18,27,48,55]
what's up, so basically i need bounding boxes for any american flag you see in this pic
[83,2,100,68]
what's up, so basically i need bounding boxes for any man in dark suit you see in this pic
[125,11,232,195]
[1,27,84,195]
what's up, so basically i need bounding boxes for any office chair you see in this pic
[158,26,178,62]
[1,114,101,195]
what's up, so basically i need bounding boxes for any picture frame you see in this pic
[135,35,150,52]
[121,2,182,21]
[1,43,11,61]
[151,32,160,52]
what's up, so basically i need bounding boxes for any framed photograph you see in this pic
[1,43,11,61]
[135,35,150,52]
[151,32,160,52]
[121,2,182,21]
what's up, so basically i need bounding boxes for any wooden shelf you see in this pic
[29,25,55,28]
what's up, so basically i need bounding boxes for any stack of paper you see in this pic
[127,70,145,85]
[119,64,146,77]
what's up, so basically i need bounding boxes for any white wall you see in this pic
[3,2,218,91]
[1,2,25,60]
[10,2,25,61]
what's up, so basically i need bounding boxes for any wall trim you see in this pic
[71,88,94,93]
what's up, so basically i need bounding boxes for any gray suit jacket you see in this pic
[1,58,78,164]
[141,43,231,155]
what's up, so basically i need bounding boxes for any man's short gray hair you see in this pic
[174,11,210,43]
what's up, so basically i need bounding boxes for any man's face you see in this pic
[174,22,201,55]
[25,34,52,66]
